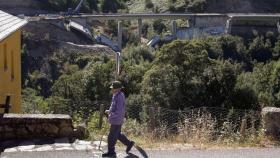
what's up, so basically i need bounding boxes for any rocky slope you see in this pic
[127,0,280,13]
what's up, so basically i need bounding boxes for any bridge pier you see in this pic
[138,19,142,40]
[118,21,122,51]
[225,18,232,34]
[277,21,280,34]
[171,20,177,37]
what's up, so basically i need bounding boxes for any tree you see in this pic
[145,0,154,9]
[84,60,115,101]
[186,0,207,13]
[153,19,167,34]
[141,64,182,109]
[273,39,280,59]
[52,71,86,102]
[22,88,49,114]
[270,61,280,107]
[202,60,239,109]
[100,0,126,13]
[248,36,272,62]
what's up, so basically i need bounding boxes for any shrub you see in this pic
[22,88,50,114]
[186,0,207,13]
[248,36,272,62]
[145,0,154,9]
[153,19,167,34]
[100,0,126,13]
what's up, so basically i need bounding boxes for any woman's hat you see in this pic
[110,81,124,89]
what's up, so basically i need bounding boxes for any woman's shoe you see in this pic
[102,151,116,157]
[126,141,135,153]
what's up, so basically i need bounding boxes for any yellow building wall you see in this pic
[0,30,22,113]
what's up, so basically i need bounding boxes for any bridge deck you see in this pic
[28,13,280,24]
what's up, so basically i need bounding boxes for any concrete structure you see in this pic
[0,114,75,141]
[138,18,142,39]
[118,21,122,51]
[95,34,120,52]
[34,13,280,49]
[68,13,280,46]
[68,20,93,41]
[262,107,280,140]
[0,10,27,113]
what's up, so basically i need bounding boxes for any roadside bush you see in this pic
[22,88,49,114]
[122,119,148,137]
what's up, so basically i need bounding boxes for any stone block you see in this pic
[59,126,74,137]
[4,125,14,132]
[262,107,280,139]
[74,123,89,139]
[26,124,36,132]
[43,123,59,135]
[0,114,74,141]
[15,126,29,138]
[0,126,4,132]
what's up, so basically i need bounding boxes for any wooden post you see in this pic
[5,96,10,113]
[99,104,105,129]
[0,96,11,113]
[149,106,156,131]
[240,118,247,140]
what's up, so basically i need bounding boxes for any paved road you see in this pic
[2,148,280,158]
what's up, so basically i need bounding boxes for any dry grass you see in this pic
[85,109,267,149]
[119,110,265,149]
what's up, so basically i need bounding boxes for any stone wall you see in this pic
[262,107,280,139]
[0,114,74,141]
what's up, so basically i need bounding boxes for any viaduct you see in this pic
[44,13,280,49]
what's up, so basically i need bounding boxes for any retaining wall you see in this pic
[0,114,74,141]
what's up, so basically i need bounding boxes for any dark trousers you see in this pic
[108,124,131,153]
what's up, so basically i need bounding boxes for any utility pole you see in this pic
[116,21,123,80]
[115,52,121,80]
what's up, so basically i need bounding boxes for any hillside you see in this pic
[1,0,280,15]
[128,0,280,13]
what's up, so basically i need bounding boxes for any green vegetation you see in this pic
[145,0,154,9]
[42,0,98,12]
[21,14,280,146]
[18,0,280,147]
[22,33,280,114]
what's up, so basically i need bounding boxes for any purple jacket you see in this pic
[108,91,125,125]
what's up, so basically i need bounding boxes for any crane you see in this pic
[67,0,85,15]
